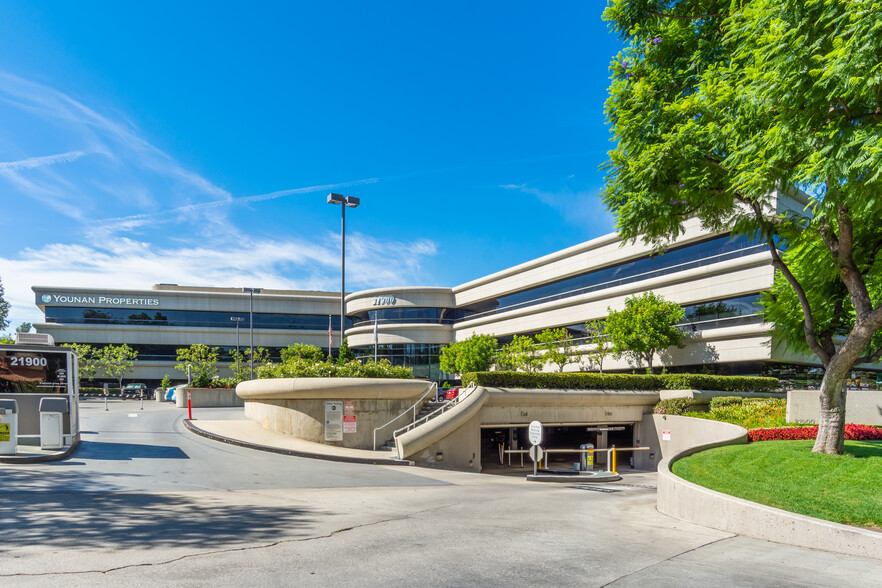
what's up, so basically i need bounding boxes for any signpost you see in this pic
[528,420,543,475]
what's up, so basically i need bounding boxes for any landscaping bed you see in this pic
[672,440,882,529]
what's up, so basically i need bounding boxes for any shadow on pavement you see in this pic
[74,440,189,461]
[0,468,320,550]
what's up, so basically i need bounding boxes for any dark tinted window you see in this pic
[457,233,765,322]
[46,308,346,330]
[0,349,69,394]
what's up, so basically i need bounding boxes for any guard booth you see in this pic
[0,334,79,452]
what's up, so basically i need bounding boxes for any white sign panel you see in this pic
[528,421,543,446]
[325,401,344,441]
[662,430,671,441]
[343,415,356,434]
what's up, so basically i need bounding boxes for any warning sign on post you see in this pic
[325,401,344,441]
[343,414,356,433]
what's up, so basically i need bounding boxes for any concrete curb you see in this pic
[183,419,414,467]
[0,438,80,464]
[658,438,882,561]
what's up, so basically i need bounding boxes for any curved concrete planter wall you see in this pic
[236,378,432,450]
[656,415,882,560]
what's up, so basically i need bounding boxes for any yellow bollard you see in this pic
[611,447,617,474]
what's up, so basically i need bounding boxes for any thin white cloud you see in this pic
[0,71,232,229]
[500,182,614,229]
[0,150,87,171]
[0,233,438,328]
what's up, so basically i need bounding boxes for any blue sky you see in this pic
[0,1,622,329]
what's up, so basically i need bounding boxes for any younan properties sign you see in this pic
[38,293,161,307]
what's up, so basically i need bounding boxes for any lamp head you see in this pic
[327,192,346,205]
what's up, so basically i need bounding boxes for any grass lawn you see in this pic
[671,440,882,529]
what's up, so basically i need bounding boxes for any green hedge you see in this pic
[80,387,122,395]
[654,398,698,415]
[460,371,780,392]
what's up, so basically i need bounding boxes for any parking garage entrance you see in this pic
[480,423,635,473]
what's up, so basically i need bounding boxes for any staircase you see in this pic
[377,399,449,451]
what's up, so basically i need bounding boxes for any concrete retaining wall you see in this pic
[237,378,433,450]
[175,388,244,408]
[787,389,882,426]
[655,415,882,560]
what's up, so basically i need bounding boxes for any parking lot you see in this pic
[0,399,878,587]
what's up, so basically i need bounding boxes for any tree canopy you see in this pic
[536,327,580,372]
[176,344,219,387]
[97,344,138,389]
[439,333,498,375]
[602,0,882,453]
[605,291,685,373]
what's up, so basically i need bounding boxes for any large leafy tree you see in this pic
[496,335,544,373]
[603,1,882,454]
[439,333,498,375]
[605,292,685,373]
[535,328,580,372]
[97,344,138,389]
[176,344,220,387]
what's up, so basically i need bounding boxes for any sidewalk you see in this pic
[184,416,413,466]
[0,441,78,464]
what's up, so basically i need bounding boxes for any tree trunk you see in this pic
[812,374,846,454]
[810,321,876,454]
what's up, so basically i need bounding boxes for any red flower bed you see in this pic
[748,424,882,442]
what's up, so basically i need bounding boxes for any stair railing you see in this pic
[372,382,437,450]
[393,383,477,440]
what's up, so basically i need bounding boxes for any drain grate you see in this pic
[572,485,622,493]
[617,484,657,490]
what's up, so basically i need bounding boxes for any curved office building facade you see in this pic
[35,196,870,385]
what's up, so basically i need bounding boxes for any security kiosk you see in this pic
[0,335,79,455]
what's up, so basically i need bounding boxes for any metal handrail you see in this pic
[372,382,437,450]
[392,383,476,439]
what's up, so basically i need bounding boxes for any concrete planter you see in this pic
[175,387,244,408]
[236,378,433,450]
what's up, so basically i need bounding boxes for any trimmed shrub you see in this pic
[258,358,414,380]
[700,398,787,429]
[660,374,780,392]
[653,398,697,415]
[748,424,882,442]
[461,371,780,392]
[709,396,743,410]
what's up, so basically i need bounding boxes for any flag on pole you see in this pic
[328,314,333,355]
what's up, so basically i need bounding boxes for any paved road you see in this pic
[0,399,878,587]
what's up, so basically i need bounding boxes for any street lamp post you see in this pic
[327,193,360,354]
[242,288,261,379]
[231,316,244,377]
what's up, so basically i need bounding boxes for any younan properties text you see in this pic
[43,294,161,307]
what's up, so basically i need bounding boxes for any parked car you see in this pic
[122,383,149,398]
